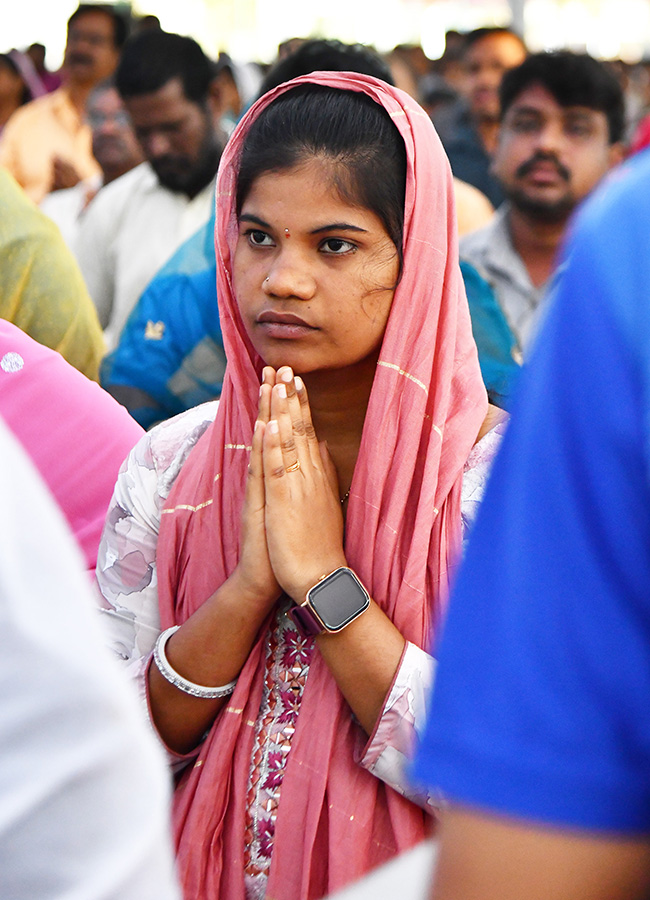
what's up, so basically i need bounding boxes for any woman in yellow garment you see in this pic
[0,169,105,380]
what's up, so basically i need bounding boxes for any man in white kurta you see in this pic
[75,30,226,350]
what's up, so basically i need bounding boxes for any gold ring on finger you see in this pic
[285,460,301,473]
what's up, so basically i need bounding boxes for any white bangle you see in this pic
[153,626,237,699]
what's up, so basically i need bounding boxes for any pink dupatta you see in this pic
[157,73,487,899]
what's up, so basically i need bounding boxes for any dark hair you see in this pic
[67,4,128,50]
[0,54,31,105]
[461,26,526,55]
[116,31,215,103]
[500,51,625,144]
[259,39,393,97]
[237,85,407,269]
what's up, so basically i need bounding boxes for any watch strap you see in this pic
[288,601,325,637]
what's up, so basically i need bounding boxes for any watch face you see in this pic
[308,568,370,632]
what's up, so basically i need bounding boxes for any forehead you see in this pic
[241,158,380,225]
[88,86,121,112]
[124,78,199,124]
[504,82,607,125]
[465,34,526,69]
[68,10,115,39]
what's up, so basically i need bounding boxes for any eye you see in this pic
[245,229,274,247]
[565,121,593,138]
[320,238,356,255]
[510,116,540,134]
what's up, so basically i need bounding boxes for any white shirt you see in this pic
[39,174,102,249]
[0,417,180,900]
[75,161,215,349]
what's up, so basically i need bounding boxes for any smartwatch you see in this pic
[289,567,370,637]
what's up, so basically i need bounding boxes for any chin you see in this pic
[511,191,575,223]
[256,351,309,374]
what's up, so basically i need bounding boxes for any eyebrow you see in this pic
[508,105,542,117]
[509,105,597,119]
[239,213,368,235]
[311,222,368,235]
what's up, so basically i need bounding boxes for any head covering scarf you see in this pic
[157,72,487,900]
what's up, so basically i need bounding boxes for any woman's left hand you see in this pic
[261,367,347,603]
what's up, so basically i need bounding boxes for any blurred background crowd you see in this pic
[2,0,650,430]
[4,3,650,898]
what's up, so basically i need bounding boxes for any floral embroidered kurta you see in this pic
[96,401,504,898]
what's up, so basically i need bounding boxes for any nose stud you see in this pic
[284,228,291,238]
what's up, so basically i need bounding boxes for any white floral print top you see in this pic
[96,401,505,900]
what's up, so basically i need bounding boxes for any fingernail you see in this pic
[254,419,263,432]
[281,368,293,383]
[294,376,303,391]
[277,383,287,399]
[269,419,279,434]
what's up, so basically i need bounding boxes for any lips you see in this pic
[67,53,94,67]
[517,154,570,183]
[257,311,313,327]
[256,310,317,339]
[529,161,561,176]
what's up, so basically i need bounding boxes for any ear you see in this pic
[607,141,626,170]
[206,76,225,124]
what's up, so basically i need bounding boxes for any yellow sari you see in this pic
[0,170,105,380]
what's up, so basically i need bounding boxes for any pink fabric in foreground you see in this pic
[156,73,488,900]
[0,319,144,571]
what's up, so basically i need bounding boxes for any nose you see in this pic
[536,119,565,153]
[97,115,119,137]
[263,249,316,301]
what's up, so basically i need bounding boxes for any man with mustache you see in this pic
[0,4,126,203]
[75,30,227,350]
[460,51,625,355]
[40,78,144,248]
[435,27,527,208]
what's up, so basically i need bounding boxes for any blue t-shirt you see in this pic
[412,151,650,833]
[100,265,225,430]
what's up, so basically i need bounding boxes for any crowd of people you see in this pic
[3,4,650,899]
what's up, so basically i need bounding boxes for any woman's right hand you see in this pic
[232,367,281,610]
[148,369,284,755]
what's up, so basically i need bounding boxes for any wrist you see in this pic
[287,555,349,606]
[227,566,279,612]
[289,566,370,637]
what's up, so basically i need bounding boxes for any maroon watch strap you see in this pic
[288,602,324,637]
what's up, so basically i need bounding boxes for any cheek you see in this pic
[357,282,395,334]
[493,142,519,177]
[231,254,245,306]
[231,247,256,318]
[179,114,207,156]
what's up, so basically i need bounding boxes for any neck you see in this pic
[507,205,568,287]
[64,80,93,115]
[475,116,500,155]
[101,162,135,186]
[301,355,377,497]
